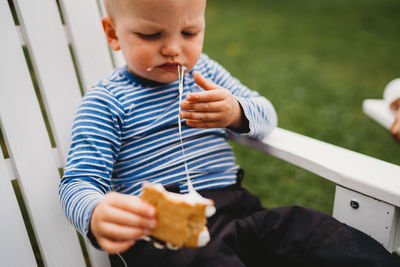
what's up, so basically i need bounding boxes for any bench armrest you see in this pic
[229,128,400,207]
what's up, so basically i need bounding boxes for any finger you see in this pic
[180,100,224,112]
[98,237,135,254]
[99,221,149,241]
[102,205,157,229]
[193,71,219,91]
[390,119,399,135]
[186,120,227,129]
[389,98,400,110]
[186,90,228,102]
[390,120,400,141]
[107,192,156,218]
[180,111,222,122]
[393,130,400,142]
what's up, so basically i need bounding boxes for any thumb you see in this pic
[193,71,218,91]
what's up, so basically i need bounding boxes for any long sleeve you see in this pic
[58,87,124,237]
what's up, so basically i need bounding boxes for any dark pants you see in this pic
[110,183,400,267]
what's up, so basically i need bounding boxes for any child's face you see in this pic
[103,0,206,83]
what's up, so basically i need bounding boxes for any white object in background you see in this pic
[363,78,400,129]
[383,78,400,104]
[363,100,395,130]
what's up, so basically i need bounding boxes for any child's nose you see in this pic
[160,41,181,57]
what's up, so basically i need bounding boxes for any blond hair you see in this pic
[103,0,127,17]
[103,0,113,16]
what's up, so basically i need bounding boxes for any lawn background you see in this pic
[1,0,399,216]
[203,0,400,214]
[0,0,399,265]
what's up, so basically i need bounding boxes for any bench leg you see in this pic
[332,185,400,254]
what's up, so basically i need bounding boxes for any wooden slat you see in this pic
[363,99,395,130]
[14,0,82,165]
[4,150,60,182]
[230,128,400,207]
[4,158,17,181]
[16,25,26,45]
[59,0,114,92]
[112,50,126,68]
[56,1,113,266]
[0,1,86,266]
[0,147,36,266]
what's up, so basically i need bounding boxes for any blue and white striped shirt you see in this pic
[58,54,277,236]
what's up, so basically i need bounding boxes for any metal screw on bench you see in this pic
[350,199,359,209]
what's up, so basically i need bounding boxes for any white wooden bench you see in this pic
[1,0,399,266]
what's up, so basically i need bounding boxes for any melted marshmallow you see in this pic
[175,65,216,218]
[197,228,211,247]
[140,66,215,251]
[177,65,193,188]
[151,183,215,217]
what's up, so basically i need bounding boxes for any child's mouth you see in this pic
[157,63,180,71]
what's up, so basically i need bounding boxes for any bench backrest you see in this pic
[0,0,118,266]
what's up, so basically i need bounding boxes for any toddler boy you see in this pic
[59,0,400,266]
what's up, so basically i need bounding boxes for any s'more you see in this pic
[141,182,216,248]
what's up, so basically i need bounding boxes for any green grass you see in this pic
[1,0,399,226]
[203,0,400,214]
[0,1,398,265]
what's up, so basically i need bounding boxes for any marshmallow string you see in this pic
[116,253,128,267]
[177,65,194,192]
[115,66,197,260]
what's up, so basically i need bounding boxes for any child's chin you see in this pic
[152,73,180,84]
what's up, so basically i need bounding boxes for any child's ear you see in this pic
[102,16,120,51]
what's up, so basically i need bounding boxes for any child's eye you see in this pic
[182,31,197,37]
[136,32,161,40]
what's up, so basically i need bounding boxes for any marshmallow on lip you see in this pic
[146,63,188,72]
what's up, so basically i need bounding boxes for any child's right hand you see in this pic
[89,192,157,253]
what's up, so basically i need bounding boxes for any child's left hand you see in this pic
[180,71,246,130]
